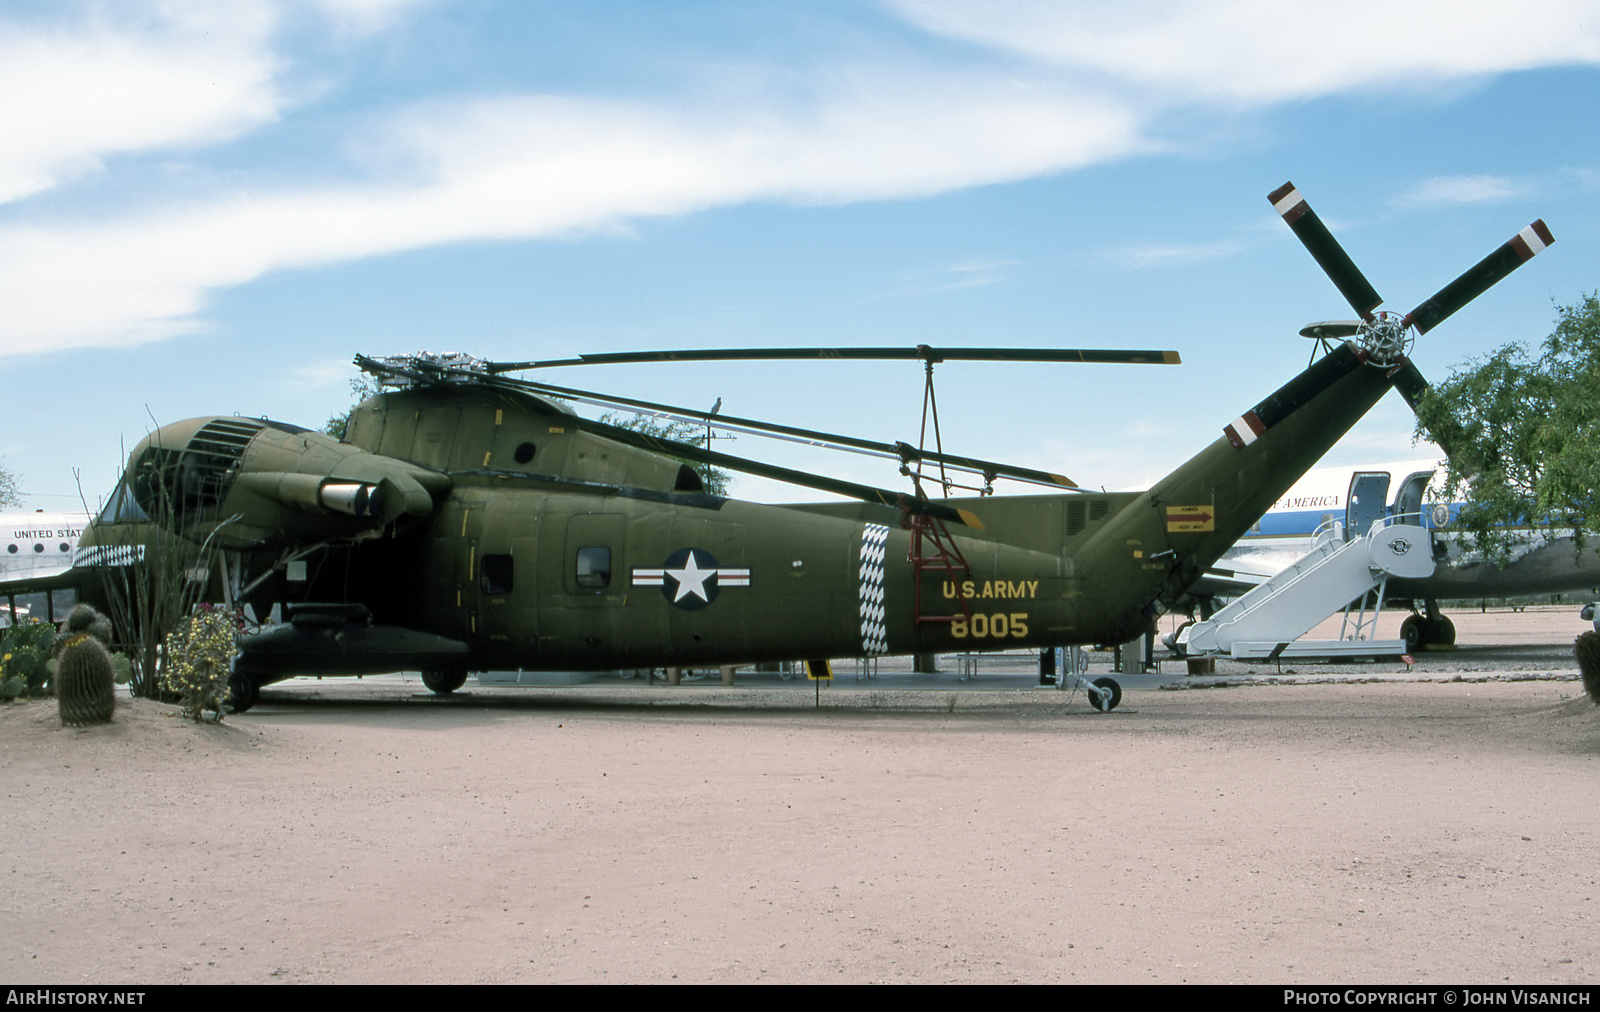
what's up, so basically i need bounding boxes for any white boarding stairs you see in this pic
[1178,516,1435,660]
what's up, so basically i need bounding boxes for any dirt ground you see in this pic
[4,607,1600,985]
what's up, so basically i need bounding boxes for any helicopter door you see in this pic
[547,513,627,659]
[563,514,625,594]
[476,536,536,656]
[1346,472,1391,540]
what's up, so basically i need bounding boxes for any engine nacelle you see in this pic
[113,416,451,549]
[232,473,390,520]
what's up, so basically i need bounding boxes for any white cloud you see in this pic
[1104,239,1245,268]
[888,0,1600,104]
[0,79,1145,351]
[3,2,1599,353]
[1394,174,1521,206]
[892,260,1020,295]
[312,0,431,37]
[0,1,282,205]
[290,357,362,389]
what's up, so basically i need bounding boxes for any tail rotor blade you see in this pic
[1391,357,1471,468]
[1403,220,1555,335]
[1269,182,1383,319]
[1390,358,1430,412]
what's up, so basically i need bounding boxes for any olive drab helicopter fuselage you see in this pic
[79,360,1379,689]
[59,183,1553,710]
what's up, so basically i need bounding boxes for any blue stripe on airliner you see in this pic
[1239,505,1463,540]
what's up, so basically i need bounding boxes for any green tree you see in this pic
[0,464,19,508]
[323,377,381,440]
[599,412,732,496]
[1414,293,1600,564]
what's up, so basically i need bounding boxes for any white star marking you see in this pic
[665,550,716,603]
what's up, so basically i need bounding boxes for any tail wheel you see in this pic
[421,668,468,694]
[1087,676,1122,712]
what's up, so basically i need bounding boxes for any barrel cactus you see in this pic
[55,605,116,727]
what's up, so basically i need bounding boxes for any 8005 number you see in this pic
[951,612,1029,639]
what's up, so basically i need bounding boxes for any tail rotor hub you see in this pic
[1357,312,1412,368]
[1271,180,1552,404]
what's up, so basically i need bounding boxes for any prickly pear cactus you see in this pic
[55,605,116,727]
[1,618,57,699]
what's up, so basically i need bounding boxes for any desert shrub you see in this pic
[160,606,241,723]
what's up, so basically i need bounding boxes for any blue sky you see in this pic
[3,0,1598,511]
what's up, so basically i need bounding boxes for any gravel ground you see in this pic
[3,605,1598,984]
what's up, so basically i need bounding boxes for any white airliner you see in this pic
[1204,459,1600,646]
[0,511,92,623]
[1221,458,1443,578]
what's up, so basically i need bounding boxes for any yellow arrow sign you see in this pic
[1166,506,1216,532]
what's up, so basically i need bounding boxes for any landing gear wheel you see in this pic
[1400,615,1427,651]
[1432,616,1457,646]
[1087,676,1122,712]
[227,671,259,713]
[421,668,468,694]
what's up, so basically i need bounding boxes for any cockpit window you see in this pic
[130,417,263,521]
[98,477,149,524]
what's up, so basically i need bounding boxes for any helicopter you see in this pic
[50,182,1551,712]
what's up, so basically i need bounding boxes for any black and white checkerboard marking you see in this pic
[859,523,890,655]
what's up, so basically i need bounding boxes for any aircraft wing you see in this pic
[0,559,85,598]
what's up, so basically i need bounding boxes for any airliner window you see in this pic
[481,554,513,595]
[6,545,14,554]
[32,544,43,553]
[575,546,611,589]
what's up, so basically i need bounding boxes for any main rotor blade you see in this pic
[1269,181,1384,319]
[1403,220,1555,335]
[569,414,984,528]
[356,355,1062,502]
[499,375,1080,490]
[489,346,1181,372]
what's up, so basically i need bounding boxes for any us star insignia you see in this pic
[631,548,751,611]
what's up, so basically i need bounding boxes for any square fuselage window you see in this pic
[481,553,514,595]
[575,546,611,589]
